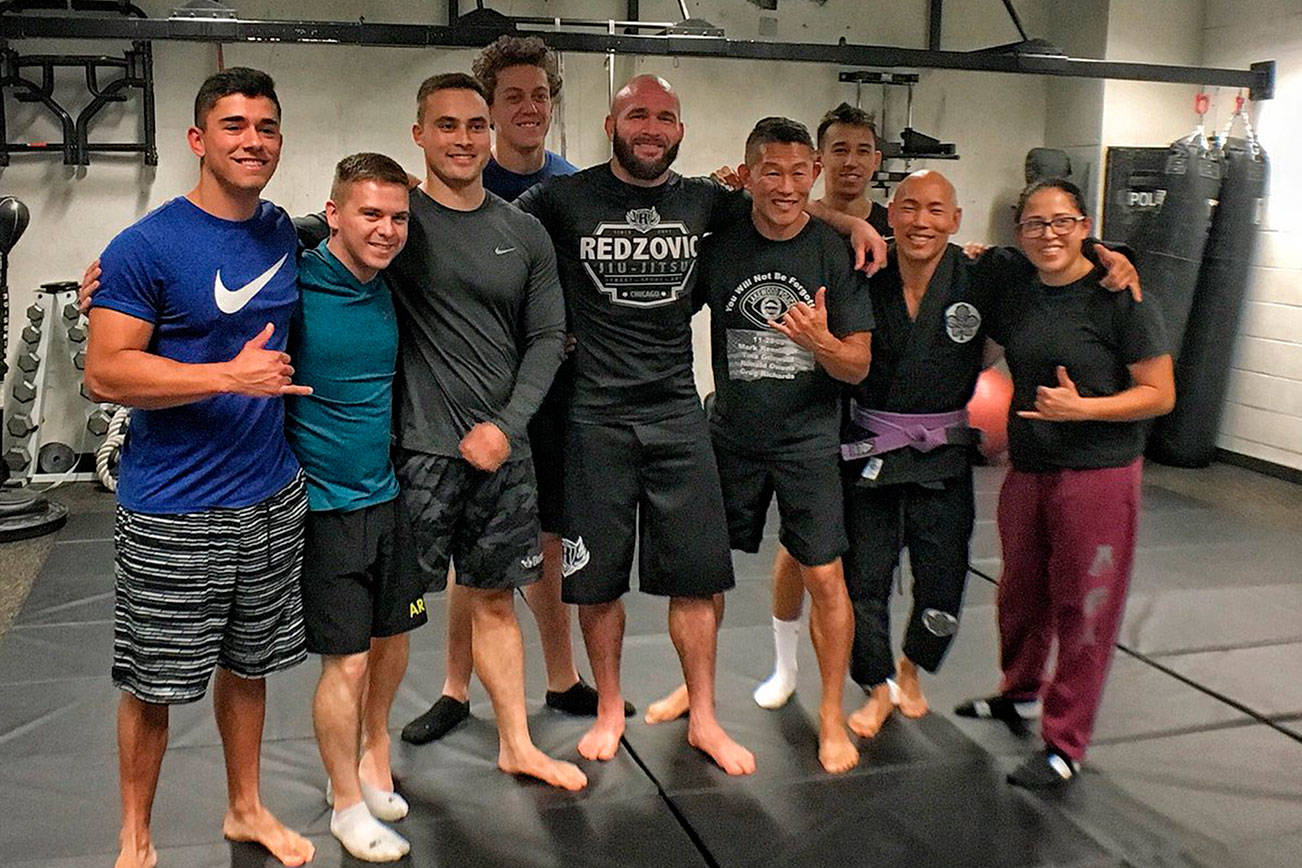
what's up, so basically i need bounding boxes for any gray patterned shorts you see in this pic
[396,450,542,593]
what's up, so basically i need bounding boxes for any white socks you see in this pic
[361,781,409,822]
[327,776,409,822]
[330,801,410,863]
[753,616,800,709]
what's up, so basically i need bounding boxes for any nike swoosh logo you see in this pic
[494,246,516,255]
[214,253,289,314]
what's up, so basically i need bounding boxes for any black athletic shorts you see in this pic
[527,401,565,536]
[561,406,735,605]
[397,450,543,592]
[300,496,429,655]
[712,439,848,567]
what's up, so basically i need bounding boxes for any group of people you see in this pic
[80,33,1174,868]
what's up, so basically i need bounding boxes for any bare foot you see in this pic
[577,715,625,761]
[687,719,756,776]
[818,712,860,774]
[645,684,690,724]
[895,658,930,719]
[847,684,893,738]
[499,743,588,791]
[222,805,316,867]
[115,834,157,868]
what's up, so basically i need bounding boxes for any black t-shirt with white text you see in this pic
[517,164,749,423]
[698,217,873,456]
[988,273,1168,472]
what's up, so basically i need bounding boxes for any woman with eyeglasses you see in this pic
[955,178,1175,789]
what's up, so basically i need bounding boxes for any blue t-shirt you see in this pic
[482,150,578,201]
[93,196,300,513]
[285,242,400,512]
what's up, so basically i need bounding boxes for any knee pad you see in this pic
[920,608,959,637]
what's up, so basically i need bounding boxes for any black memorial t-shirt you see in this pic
[517,164,749,423]
[698,217,873,456]
[988,272,1168,472]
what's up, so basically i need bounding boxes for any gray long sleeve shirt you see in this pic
[386,188,566,460]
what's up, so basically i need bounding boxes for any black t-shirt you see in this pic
[988,272,1168,472]
[517,164,749,423]
[386,189,566,459]
[849,245,1031,485]
[867,200,890,238]
[698,217,873,456]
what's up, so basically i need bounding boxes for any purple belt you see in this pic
[841,406,973,461]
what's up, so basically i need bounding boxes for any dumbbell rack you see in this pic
[3,280,113,484]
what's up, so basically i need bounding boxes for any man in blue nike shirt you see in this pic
[85,68,315,868]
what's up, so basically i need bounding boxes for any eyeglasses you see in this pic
[1017,215,1088,237]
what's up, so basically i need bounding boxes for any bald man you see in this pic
[515,76,884,775]
[515,75,756,774]
[841,170,1142,738]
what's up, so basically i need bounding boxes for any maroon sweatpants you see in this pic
[995,459,1142,761]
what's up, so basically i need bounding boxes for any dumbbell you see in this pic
[7,413,37,438]
[3,446,31,473]
[88,407,113,436]
[15,351,39,373]
[11,379,37,404]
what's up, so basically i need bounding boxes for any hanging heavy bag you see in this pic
[1148,133,1268,467]
[1134,133,1222,361]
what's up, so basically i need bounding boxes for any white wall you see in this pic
[1201,0,1302,470]
[1101,0,1207,148]
[9,3,1291,473]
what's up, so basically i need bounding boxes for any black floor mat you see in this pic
[1,465,1298,866]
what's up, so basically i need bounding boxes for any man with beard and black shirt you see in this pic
[516,75,885,775]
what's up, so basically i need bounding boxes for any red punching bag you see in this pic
[967,368,1013,458]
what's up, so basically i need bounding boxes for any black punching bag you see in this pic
[1148,138,1268,467]
[1134,136,1222,360]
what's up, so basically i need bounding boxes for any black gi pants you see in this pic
[843,469,975,688]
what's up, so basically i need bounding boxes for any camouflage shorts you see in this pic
[395,450,542,592]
